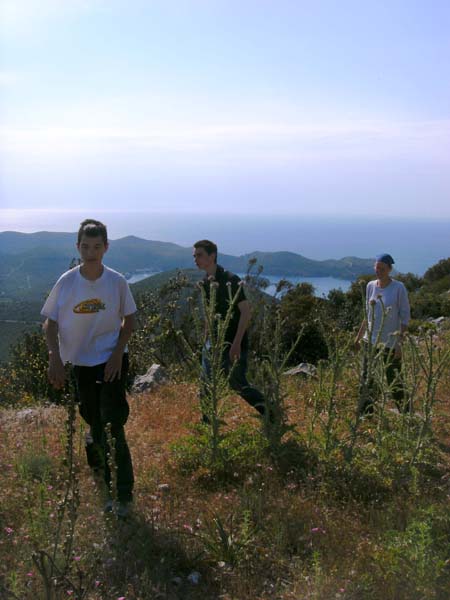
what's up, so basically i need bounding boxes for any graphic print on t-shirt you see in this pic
[73,298,106,314]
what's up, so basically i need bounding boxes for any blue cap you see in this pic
[375,253,395,266]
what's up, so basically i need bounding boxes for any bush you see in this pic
[279,284,328,364]
[2,330,67,405]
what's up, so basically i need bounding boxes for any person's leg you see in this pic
[227,351,266,415]
[384,350,409,413]
[99,355,134,503]
[73,366,104,470]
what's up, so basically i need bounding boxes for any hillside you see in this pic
[130,268,203,296]
[1,246,450,598]
[0,231,374,302]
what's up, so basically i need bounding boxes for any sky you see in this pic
[1,0,450,221]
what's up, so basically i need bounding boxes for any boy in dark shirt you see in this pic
[193,239,266,418]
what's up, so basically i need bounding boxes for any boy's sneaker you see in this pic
[103,499,114,513]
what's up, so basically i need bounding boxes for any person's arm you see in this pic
[43,318,67,389]
[229,300,251,362]
[104,313,136,382]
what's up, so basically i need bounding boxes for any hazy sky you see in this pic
[1,0,450,219]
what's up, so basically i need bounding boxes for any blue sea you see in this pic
[127,270,351,297]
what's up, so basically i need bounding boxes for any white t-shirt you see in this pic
[41,265,137,366]
[364,279,410,348]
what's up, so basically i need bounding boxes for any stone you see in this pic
[430,316,446,327]
[283,362,317,377]
[131,364,168,393]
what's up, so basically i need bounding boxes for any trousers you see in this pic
[358,347,409,415]
[200,345,266,415]
[73,354,134,502]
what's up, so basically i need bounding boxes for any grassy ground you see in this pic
[1,367,450,599]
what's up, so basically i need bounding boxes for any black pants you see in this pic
[201,345,266,415]
[73,354,134,502]
[359,347,409,415]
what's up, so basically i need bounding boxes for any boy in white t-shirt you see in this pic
[41,219,137,517]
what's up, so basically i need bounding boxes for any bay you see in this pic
[127,270,351,297]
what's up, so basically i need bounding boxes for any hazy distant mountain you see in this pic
[0,231,374,300]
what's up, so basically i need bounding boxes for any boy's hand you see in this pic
[229,341,241,363]
[48,354,66,389]
[104,352,123,382]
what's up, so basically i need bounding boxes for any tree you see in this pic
[279,283,328,364]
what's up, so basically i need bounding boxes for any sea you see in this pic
[127,271,352,297]
[1,210,449,297]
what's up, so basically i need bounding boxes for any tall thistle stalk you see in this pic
[407,329,450,466]
[254,306,302,450]
[197,278,242,466]
[357,298,389,415]
[105,423,118,514]
[32,389,80,598]
[316,327,352,457]
[345,294,387,462]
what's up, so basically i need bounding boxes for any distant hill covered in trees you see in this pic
[0,231,374,301]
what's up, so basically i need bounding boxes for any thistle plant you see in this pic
[316,327,352,457]
[32,390,81,599]
[253,305,302,450]
[345,293,389,462]
[405,328,450,466]
[197,277,241,466]
[357,297,389,417]
[105,422,118,514]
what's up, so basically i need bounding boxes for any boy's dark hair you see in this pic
[194,239,218,263]
[77,219,108,245]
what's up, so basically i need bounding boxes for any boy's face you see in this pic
[193,246,215,271]
[77,234,108,264]
[374,260,391,279]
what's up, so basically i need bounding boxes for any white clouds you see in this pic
[2,119,450,167]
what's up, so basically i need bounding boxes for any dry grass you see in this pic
[1,374,450,599]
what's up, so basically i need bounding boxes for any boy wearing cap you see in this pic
[355,253,410,415]
[41,219,137,517]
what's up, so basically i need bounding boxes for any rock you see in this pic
[132,364,168,393]
[429,316,447,327]
[284,362,317,377]
[157,483,170,492]
[15,408,37,421]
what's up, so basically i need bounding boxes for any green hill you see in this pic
[0,231,375,302]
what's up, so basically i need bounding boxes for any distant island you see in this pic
[0,231,374,301]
